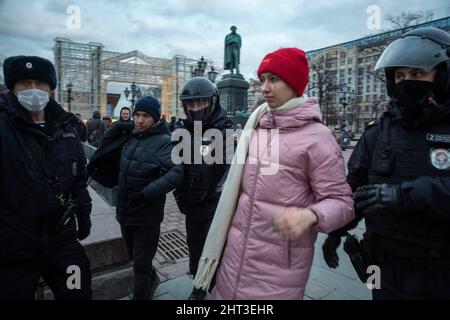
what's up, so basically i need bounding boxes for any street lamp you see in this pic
[191,56,218,81]
[338,85,355,127]
[66,82,74,113]
[197,56,207,74]
[137,86,142,99]
[194,68,203,77]
[207,66,218,83]
[191,57,206,77]
[189,57,219,86]
[124,82,142,110]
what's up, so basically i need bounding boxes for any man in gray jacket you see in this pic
[86,110,105,147]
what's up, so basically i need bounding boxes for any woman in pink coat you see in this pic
[207,48,355,300]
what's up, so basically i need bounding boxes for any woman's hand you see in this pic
[273,207,318,240]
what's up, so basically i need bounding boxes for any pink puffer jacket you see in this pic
[211,98,354,300]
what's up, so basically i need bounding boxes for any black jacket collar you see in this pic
[133,119,170,139]
[386,99,450,131]
[0,91,75,137]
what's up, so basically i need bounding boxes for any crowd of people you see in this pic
[1,26,450,301]
[72,106,186,148]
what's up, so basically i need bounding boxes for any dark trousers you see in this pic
[185,217,213,276]
[0,238,91,300]
[372,262,450,300]
[120,224,160,300]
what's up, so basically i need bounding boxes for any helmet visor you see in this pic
[374,36,449,72]
[183,98,209,111]
[182,97,216,123]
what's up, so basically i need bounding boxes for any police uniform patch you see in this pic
[63,132,77,138]
[427,133,450,144]
[430,148,450,170]
[200,145,210,156]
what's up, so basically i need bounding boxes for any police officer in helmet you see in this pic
[180,77,221,127]
[175,77,235,300]
[322,27,450,299]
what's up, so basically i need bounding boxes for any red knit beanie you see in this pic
[257,48,309,96]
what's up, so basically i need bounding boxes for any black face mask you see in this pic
[393,80,434,122]
[188,109,208,122]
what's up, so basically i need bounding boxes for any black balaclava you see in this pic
[393,80,435,122]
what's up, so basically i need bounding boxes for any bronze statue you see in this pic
[224,26,241,75]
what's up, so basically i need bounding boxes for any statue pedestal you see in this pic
[217,73,249,114]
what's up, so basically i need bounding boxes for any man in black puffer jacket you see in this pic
[173,77,235,300]
[0,55,92,300]
[116,96,184,300]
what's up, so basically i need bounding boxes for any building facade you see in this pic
[247,78,263,110]
[306,17,450,133]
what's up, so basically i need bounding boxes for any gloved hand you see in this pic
[127,191,146,208]
[76,214,91,241]
[353,183,404,215]
[322,235,341,268]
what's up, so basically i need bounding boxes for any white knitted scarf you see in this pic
[193,96,306,290]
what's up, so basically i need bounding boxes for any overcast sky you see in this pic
[0,0,449,80]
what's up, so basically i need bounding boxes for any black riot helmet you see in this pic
[374,27,450,98]
[180,77,220,125]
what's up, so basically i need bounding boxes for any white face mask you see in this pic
[17,88,49,113]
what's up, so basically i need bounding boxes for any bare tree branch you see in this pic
[385,10,434,30]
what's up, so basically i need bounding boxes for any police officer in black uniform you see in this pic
[0,56,92,299]
[322,27,450,299]
[174,77,235,300]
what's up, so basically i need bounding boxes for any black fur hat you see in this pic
[3,55,57,90]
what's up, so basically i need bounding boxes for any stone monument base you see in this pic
[217,73,249,113]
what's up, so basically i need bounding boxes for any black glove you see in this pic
[353,183,404,215]
[322,235,341,268]
[76,214,91,241]
[343,233,369,283]
[127,191,146,208]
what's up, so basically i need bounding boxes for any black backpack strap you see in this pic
[28,137,65,198]
[88,119,101,142]
[13,129,78,232]
[13,127,65,199]
[89,118,100,132]
[381,114,391,145]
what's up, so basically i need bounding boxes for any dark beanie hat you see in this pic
[257,48,309,96]
[134,96,161,121]
[3,55,57,90]
[92,111,101,119]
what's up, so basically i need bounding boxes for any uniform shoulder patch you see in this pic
[430,148,450,170]
[63,132,77,139]
[427,133,450,145]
